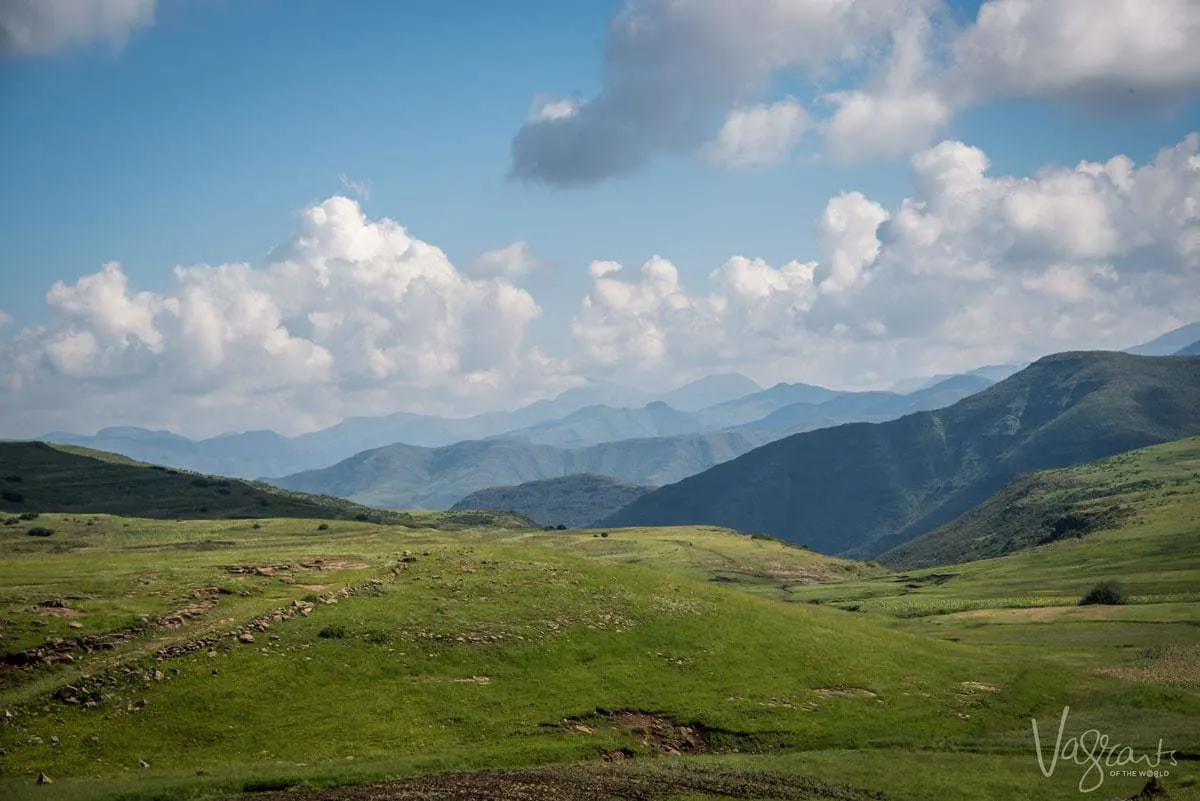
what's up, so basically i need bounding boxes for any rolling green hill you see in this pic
[878,436,1200,569]
[4,515,1193,801]
[601,352,1200,557]
[0,441,527,527]
[451,474,653,527]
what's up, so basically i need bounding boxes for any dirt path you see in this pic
[234,762,888,801]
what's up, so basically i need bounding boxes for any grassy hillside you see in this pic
[2,514,1194,801]
[451,474,653,527]
[601,352,1200,556]
[269,430,775,509]
[880,437,1200,569]
[0,442,535,527]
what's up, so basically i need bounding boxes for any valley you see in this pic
[1,421,1198,800]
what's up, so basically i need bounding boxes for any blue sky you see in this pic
[1,0,1199,436]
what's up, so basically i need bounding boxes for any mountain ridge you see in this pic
[599,352,1200,557]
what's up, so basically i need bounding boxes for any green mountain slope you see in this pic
[0,442,531,526]
[269,430,775,509]
[879,436,1200,569]
[451,474,653,527]
[600,352,1200,557]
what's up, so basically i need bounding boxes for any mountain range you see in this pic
[600,351,1200,557]
[266,430,775,509]
[45,373,991,485]
[42,375,762,479]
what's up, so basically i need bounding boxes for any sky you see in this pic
[0,0,1198,438]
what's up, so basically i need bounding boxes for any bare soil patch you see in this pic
[232,762,888,800]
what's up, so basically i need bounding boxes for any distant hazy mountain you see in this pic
[745,375,994,433]
[42,374,764,479]
[693,382,846,429]
[659,373,761,411]
[492,402,707,449]
[267,430,775,509]
[451,474,653,528]
[42,426,314,480]
[600,352,1200,557]
[1126,323,1200,356]
[1176,340,1200,356]
[889,363,1025,393]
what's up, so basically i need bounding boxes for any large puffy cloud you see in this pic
[569,134,1200,387]
[0,0,155,56]
[949,0,1200,108]
[512,0,1200,178]
[0,197,565,437]
[510,0,933,186]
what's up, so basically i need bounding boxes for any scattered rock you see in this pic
[138,758,150,768]
[37,772,53,785]
[239,632,255,644]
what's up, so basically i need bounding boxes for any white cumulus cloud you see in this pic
[0,197,559,437]
[569,134,1200,386]
[0,0,155,56]
[511,0,1200,177]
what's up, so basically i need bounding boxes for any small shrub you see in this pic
[318,625,348,639]
[18,512,38,520]
[556,524,567,530]
[354,513,370,522]
[1,490,24,503]
[600,531,609,538]
[3,475,21,482]
[191,478,212,488]
[317,523,329,531]
[251,523,262,530]
[1080,581,1127,606]
[26,527,54,537]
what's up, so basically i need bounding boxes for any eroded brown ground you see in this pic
[233,762,888,801]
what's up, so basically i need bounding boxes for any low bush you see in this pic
[26,526,54,537]
[1079,581,1127,606]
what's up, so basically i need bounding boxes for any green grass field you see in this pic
[1,508,1197,801]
